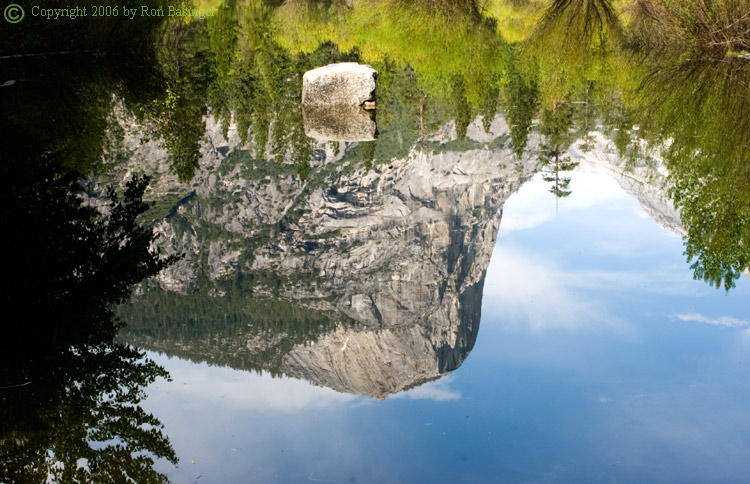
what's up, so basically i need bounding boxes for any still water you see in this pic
[2,0,750,483]
[138,169,750,484]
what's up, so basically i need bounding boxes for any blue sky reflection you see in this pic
[144,169,750,484]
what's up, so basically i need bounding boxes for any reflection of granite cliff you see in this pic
[569,132,686,237]
[113,113,539,399]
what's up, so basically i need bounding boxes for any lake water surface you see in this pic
[2,1,750,483]
[138,170,750,484]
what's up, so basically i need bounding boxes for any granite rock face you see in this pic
[110,107,687,399]
[280,279,485,399]
[110,107,541,398]
[571,132,686,237]
[302,62,377,107]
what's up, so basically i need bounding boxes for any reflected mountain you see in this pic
[112,53,750,398]
[94,2,750,398]
[116,94,744,398]
[119,112,539,399]
[5,2,750,482]
[570,132,685,237]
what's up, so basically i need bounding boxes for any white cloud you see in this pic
[483,245,630,334]
[633,206,650,219]
[563,267,700,296]
[675,313,750,328]
[390,375,460,402]
[146,353,358,412]
[501,171,629,232]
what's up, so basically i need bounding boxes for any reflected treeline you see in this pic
[54,0,745,288]
[0,344,176,483]
[118,284,344,376]
[633,56,750,289]
[0,160,178,481]
[151,0,498,180]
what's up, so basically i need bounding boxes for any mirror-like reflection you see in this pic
[120,113,540,398]
[0,346,176,483]
[133,168,750,484]
[634,56,750,289]
[303,104,378,141]
[4,0,750,481]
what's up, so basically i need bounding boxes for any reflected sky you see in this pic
[143,170,750,484]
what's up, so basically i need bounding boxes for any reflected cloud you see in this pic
[564,267,700,296]
[483,245,629,333]
[633,206,651,219]
[147,353,359,412]
[390,375,461,402]
[675,313,750,329]
[501,171,629,232]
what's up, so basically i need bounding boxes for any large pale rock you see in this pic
[302,62,377,107]
[303,104,377,141]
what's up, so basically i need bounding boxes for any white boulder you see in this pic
[302,62,377,107]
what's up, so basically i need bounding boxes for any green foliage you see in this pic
[153,21,216,182]
[274,0,507,106]
[537,101,580,198]
[501,45,540,157]
[634,56,750,289]
[539,144,580,198]
[0,124,179,481]
[359,60,437,163]
[389,0,482,17]
[521,0,626,110]
[451,75,473,142]
[205,5,360,168]
[150,0,749,293]
[625,0,750,57]
[0,345,176,483]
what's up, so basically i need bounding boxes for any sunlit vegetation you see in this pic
[152,21,216,182]
[138,0,750,290]
[274,0,506,105]
[483,0,546,43]
[624,0,750,57]
[632,56,750,289]
[520,0,628,109]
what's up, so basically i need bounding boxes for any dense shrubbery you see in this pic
[625,0,750,56]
